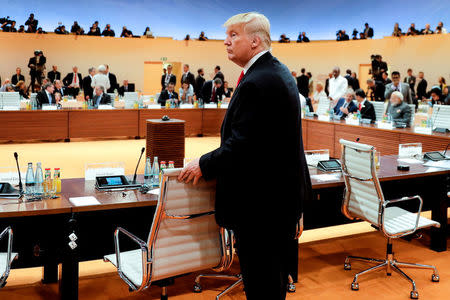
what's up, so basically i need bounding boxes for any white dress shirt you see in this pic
[91,73,110,90]
[179,84,194,102]
[312,90,327,102]
[243,50,269,74]
[328,75,348,101]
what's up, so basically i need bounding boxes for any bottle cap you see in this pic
[169,161,174,164]
[55,168,60,170]
[45,168,50,170]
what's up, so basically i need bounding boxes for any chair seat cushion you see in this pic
[383,206,440,235]
[0,252,18,277]
[104,250,143,287]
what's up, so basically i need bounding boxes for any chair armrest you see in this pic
[113,227,149,291]
[381,195,423,238]
[0,227,14,286]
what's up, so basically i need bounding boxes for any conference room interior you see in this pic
[1,10,450,300]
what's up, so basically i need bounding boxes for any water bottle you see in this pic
[34,162,44,198]
[305,105,310,114]
[25,163,35,198]
[357,110,362,120]
[44,168,52,198]
[54,168,61,193]
[144,157,152,184]
[151,157,160,188]
[168,161,175,168]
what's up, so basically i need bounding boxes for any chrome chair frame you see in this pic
[105,169,233,299]
[0,226,16,288]
[340,139,440,299]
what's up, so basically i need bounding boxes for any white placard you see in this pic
[204,103,218,109]
[377,122,393,130]
[306,153,330,167]
[67,99,77,103]
[345,118,360,125]
[414,127,432,135]
[42,105,58,110]
[179,103,194,109]
[318,115,330,122]
[423,160,450,169]
[2,106,20,111]
[69,196,101,206]
[220,103,229,109]
[147,104,161,109]
[398,143,422,158]
[98,105,114,110]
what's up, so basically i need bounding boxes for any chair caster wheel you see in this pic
[431,274,440,282]
[193,283,202,293]
[410,290,419,299]
[351,282,359,291]
[344,263,351,270]
[287,283,296,293]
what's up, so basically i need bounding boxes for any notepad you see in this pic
[423,160,450,169]
[397,158,422,164]
[148,188,160,195]
[69,196,101,206]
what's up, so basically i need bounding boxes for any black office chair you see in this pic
[0,226,18,288]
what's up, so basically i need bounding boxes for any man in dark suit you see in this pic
[92,86,112,107]
[157,82,178,106]
[334,89,358,119]
[416,72,428,100]
[181,64,196,86]
[47,65,61,83]
[53,80,67,97]
[201,78,223,103]
[28,50,46,91]
[118,80,135,96]
[213,65,225,83]
[355,89,376,121]
[403,68,416,96]
[178,13,312,300]
[106,65,118,93]
[63,66,83,98]
[194,68,206,99]
[363,23,374,38]
[324,73,332,96]
[296,68,309,97]
[11,67,25,85]
[82,67,96,100]
[161,65,176,91]
[366,78,385,102]
[36,82,56,108]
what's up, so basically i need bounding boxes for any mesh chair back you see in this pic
[431,105,450,130]
[408,104,416,127]
[372,101,385,121]
[316,97,331,116]
[340,139,384,226]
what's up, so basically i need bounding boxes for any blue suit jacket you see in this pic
[333,98,357,118]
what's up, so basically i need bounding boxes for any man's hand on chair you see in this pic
[178,158,203,185]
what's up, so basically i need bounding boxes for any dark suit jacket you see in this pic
[157,90,178,106]
[11,74,25,85]
[47,71,61,83]
[82,76,94,100]
[404,75,416,94]
[161,74,176,90]
[93,93,112,107]
[28,56,46,75]
[368,81,385,102]
[181,72,195,86]
[194,75,206,98]
[213,71,224,83]
[334,98,357,118]
[296,74,309,97]
[199,52,312,231]
[36,90,56,108]
[63,73,83,87]
[107,73,118,93]
[53,87,67,97]
[201,80,224,103]
[359,100,376,121]
[417,79,428,100]
[118,84,135,96]
[325,78,330,96]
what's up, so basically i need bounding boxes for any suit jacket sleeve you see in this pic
[348,101,358,113]
[384,85,392,100]
[63,74,71,86]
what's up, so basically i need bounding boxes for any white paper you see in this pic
[42,105,58,110]
[148,188,160,195]
[423,160,450,169]
[147,104,161,109]
[397,158,422,164]
[377,122,393,130]
[220,103,229,109]
[179,104,194,109]
[2,106,20,111]
[311,174,341,182]
[69,196,101,206]
[204,103,218,109]
[345,118,360,125]
[414,127,432,135]
[98,105,114,110]
[318,115,330,122]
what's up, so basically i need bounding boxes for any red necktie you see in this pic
[358,103,362,110]
[236,71,244,87]
[211,88,216,102]
[74,73,77,83]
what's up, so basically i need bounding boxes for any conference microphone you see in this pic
[355,137,360,142]
[430,106,449,133]
[14,152,23,195]
[443,143,450,157]
[132,147,145,184]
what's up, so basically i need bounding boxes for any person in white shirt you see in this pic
[436,21,447,34]
[311,82,327,103]
[91,65,110,91]
[328,66,348,104]
[179,81,194,104]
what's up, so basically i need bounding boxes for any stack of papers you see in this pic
[423,160,450,169]
[311,174,341,182]
[69,196,101,206]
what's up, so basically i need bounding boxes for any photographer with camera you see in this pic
[0,16,16,32]
[25,13,38,33]
[27,50,46,91]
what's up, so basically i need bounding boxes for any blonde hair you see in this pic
[224,12,271,50]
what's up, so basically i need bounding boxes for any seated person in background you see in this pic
[120,26,133,37]
[92,85,111,107]
[11,67,25,85]
[87,22,101,36]
[392,23,402,37]
[179,80,194,104]
[366,78,385,102]
[334,88,357,119]
[0,79,11,92]
[407,23,419,36]
[143,27,154,37]
[421,24,434,35]
[36,83,56,108]
[311,82,327,103]
[429,87,444,105]
[438,77,446,92]
[198,31,208,41]
[436,21,447,34]
[296,32,310,42]
[63,66,82,98]
[223,81,232,98]
[47,65,61,82]
[102,24,115,37]
[118,80,135,96]
[355,89,376,121]
[201,78,223,103]
[279,34,290,43]
[1,20,17,32]
[36,27,46,34]
[17,25,25,33]
[14,80,29,99]
[71,21,81,34]
[91,65,110,91]
[25,13,38,33]
[387,91,412,126]
[158,82,178,106]
[54,92,62,104]
[53,80,66,97]
[54,24,68,34]
[4,84,15,92]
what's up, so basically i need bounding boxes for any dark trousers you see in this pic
[29,71,43,91]
[234,226,295,300]
[66,87,80,98]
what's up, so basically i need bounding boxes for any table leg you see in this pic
[59,217,79,300]
[42,262,58,283]
[430,175,448,252]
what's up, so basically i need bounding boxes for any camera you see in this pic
[0,16,15,26]
[34,50,43,56]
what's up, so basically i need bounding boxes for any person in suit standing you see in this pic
[366,78,385,102]
[118,80,135,96]
[213,66,225,83]
[384,71,413,104]
[63,66,82,98]
[92,86,111,107]
[334,88,358,119]
[403,68,416,96]
[36,82,56,108]
[158,82,178,107]
[161,65,176,91]
[416,72,428,101]
[11,67,25,85]
[27,50,46,91]
[363,23,374,38]
[82,67,96,101]
[355,89,376,121]
[194,68,206,99]
[47,66,61,83]
[178,12,312,300]
[201,78,224,103]
[296,68,309,97]
[181,64,195,86]
[106,65,118,93]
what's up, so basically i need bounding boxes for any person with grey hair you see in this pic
[82,67,96,100]
[201,77,223,103]
[36,82,55,108]
[387,91,412,126]
[91,65,110,91]
[178,12,312,299]
[92,85,111,108]
[0,78,11,92]
[334,88,358,119]
[328,66,348,103]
